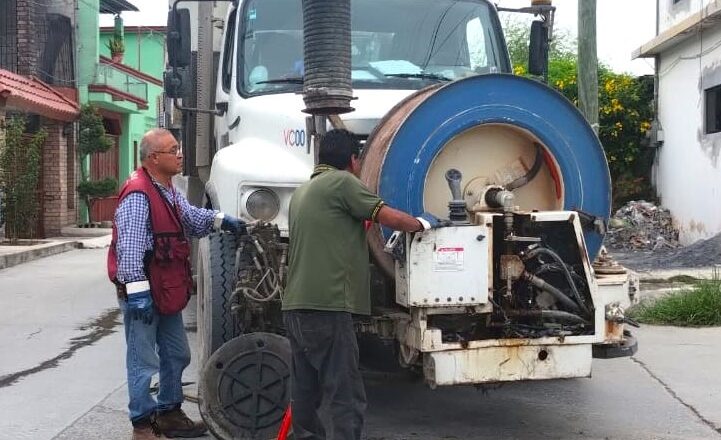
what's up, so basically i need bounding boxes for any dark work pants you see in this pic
[283,310,367,440]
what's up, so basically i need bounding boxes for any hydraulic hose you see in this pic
[534,263,587,287]
[522,271,581,314]
[524,247,591,315]
[506,143,544,191]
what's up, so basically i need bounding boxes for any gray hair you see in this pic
[139,128,174,161]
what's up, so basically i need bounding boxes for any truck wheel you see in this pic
[199,333,291,440]
[197,232,241,366]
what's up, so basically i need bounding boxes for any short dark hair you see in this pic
[318,129,361,169]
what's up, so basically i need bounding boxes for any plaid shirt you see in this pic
[114,179,218,284]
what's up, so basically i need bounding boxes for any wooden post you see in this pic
[578,0,599,133]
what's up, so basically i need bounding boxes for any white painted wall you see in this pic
[656,22,721,244]
[658,0,714,33]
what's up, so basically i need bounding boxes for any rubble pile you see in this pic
[605,200,679,251]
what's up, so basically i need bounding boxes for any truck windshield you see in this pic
[238,0,508,96]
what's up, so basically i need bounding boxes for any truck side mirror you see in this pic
[167,8,191,68]
[163,68,190,99]
[528,20,549,77]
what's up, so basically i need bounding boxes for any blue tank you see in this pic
[367,74,611,262]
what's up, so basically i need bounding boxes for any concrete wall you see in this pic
[655,22,721,244]
[77,0,100,104]
[658,0,715,33]
[99,30,165,76]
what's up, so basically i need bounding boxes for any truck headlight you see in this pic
[245,188,280,221]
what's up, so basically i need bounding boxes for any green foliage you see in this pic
[78,104,113,159]
[77,104,116,223]
[105,35,125,54]
[503,17,576,74]
[77,178,117,199]
[503,18,655,207]
[628,281,721,326]
[0,117,48,240]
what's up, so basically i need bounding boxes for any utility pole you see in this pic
[578,0,599,133]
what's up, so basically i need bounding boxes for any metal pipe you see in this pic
[506,308,589,325]
[485,187,515,210]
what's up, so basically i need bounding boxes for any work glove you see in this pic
[126,290,154,325]
[416,212,451,231]
[220,215,248,236]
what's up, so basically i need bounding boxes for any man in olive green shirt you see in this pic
[282,129,441,440]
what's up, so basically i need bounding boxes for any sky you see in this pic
[100,0,657,76]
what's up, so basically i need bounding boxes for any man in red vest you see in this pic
[108,128,246,440]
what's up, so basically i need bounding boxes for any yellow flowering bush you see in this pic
[504,18,655,205]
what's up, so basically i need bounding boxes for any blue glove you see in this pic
[126,290,154,325]
[416,212,450,230]
[221,215,248,235]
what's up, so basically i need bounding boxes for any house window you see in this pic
[673,0,684,4]
[706,85,721,134]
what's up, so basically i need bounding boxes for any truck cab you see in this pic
[208,0,510,233]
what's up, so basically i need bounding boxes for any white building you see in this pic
[634,0,721,245]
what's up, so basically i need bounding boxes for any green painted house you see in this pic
[77,0,166,221]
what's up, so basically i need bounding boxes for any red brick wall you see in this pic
[41,119,77,236]
[15,0,39,77]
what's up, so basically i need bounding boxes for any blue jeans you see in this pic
[118,299,191,423]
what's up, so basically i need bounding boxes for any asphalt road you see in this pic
[1,249,720,440]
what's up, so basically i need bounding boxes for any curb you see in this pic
[0,241,82,270]
[635,267,716,281]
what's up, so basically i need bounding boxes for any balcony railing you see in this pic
[94,63,148,102]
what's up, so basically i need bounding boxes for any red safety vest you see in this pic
[107,167,193,315]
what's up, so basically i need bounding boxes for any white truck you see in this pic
[163,1,638,438]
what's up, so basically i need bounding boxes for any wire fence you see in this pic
[0,0,19,72]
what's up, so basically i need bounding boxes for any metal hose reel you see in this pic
[361,74,611,277]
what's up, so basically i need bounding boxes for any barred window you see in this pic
[0,0,18,72]
[39,14,75,86]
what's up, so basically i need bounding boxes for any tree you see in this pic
[0,116,47,241]
[502,18,654,207]
[502,17,576,75]
[77,104,116,224]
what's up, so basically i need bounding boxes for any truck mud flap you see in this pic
[592,333,638,359]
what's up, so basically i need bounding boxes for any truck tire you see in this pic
[197,232,241,366]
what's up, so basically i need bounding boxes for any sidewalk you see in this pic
[0,227,111,270]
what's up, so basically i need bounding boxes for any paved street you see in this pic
[1,249,721,439]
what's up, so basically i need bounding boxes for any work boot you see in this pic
[132,418,165,439]
[154,407,207,438]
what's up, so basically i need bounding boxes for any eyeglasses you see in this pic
[154,146,182,157]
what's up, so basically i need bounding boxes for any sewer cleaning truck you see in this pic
[163,0,638,438]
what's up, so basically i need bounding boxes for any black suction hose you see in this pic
[302,0,353,114]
